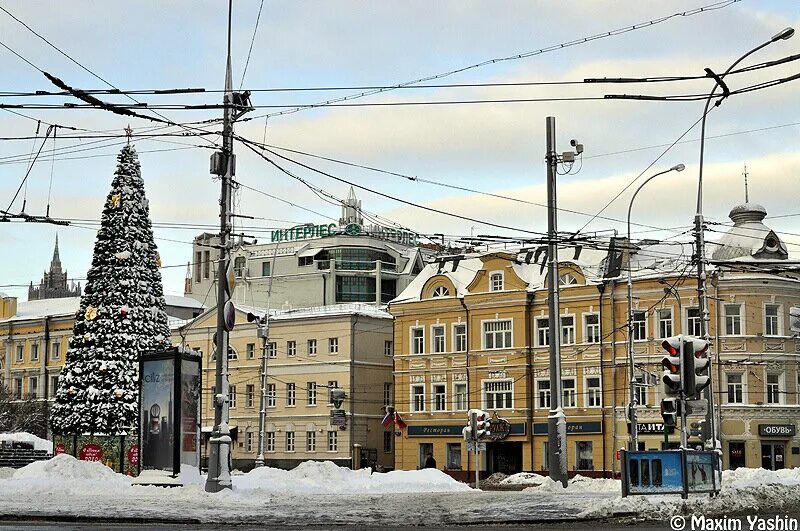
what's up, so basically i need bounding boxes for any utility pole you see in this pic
[253,315,270,467]
[544,116,568,487]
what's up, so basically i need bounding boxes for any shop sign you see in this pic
[79,443,103,462]
[271,223,337,243]
[54,443,65,455]
[408,423,526,437]
[759,424,796,437]
[488,414,511,441]
[533,421,602,435]
[630,422,675,435]
[127,444,139,465]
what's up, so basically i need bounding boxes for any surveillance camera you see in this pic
[570,139,578,147]
[575,143,584,154]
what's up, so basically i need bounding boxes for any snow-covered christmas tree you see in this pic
[50,144,171,436]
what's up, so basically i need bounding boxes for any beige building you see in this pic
[175,303,394,471]
[389,200,800,478]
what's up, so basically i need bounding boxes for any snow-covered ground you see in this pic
[1,456,798,525]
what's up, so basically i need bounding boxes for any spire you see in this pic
[52,234,61,264]
[743,163,749,203]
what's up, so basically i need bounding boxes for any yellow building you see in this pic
[175,303,394,471]
[389,201,800,478]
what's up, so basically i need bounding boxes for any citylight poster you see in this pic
[180,358,201,468]
[686,451,716,493]
[140,357,175,472]
[626,451,684,495]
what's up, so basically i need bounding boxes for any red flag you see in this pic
[381,411,394,428]
[394,412,407,429]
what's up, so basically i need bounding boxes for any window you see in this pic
[298,255,314,267]
[233,256,247,278]
[29,377,38,398]
[384,383,392,407]
[687,308,702,336]
[559,273,578,286]
[658,308,673,338]
[576,441,593,470]
[203,250,210,279]
[454,324,466,352]
[267,342,277,358]
[195,251,202,280]
[432,326,445,353]
[50,375,59,397]
[229,385,237,409]
[433,384,446,411]
[286,431,295,452]
[245,431,254,452]
[329,338,339,354]
[13,378,23,399]
[634,376,648,407]
[51,341,61,361]
[432,285,450,297]
[537,380,551,409]
[383,431,393,453]
[725,305,742,336]
[412,385,425,411]
[584,314,600,344]
[631,311,647,341]
[307,382,317,406]
[327,431,338,452]
[211,346,238,361]
[446,443,462,470]
[765,304,781,336]
[306,431,316,452]
[266,432,275,452]
[246,343,255,360]
[267,384,276,407]
[287,383,296,406]
[261,261,271,277]
[586,377,602,407]
[30,343,39,362]
[490,272,504,291]
[308,339,317,356]
[561,316,575,345]
[411,327,424,354]
[287,341,297,357]
[328,380,338,394]
[15,345,23,363]
[483,319,512,349]
[246,384,255,408]
[453,383,467,411]
[384,340,392,357]
[484,380,512,409]
[727,373,744,404]
[536,318,549,347]
[562,379,576,408]
[767,373,782,405]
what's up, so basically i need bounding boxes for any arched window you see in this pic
[432,285,450,297]
[559,273,578,286]
[211,345,238,362]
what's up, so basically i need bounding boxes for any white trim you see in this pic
[480,378,514,410]
[560,313,576,346]
[723,303,745,336]
[630,309,649,342]
[452,381,468,411]
[410,325,425,355]
[561,377,577,408]
[765,370,784,405]
[535,378,551,409]
[452,322,467,353]
[656,306,674,339]
[582,312,600,344]
[584,374,602,408]
[430,324,446,354]
[431,382,447,412]
[410,383,426,412]
[534,316,550,347]
[489,270,505,292]
[763,302,783,337]
[725,371,747,405]
[480,318,514,350]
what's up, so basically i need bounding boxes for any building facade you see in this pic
[175,303,394,471]
[185,188,429,310]
[389,201,800,478]
[28,236,81,301]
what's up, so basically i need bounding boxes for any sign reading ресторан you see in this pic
[270,222,418,246]
[759,423,796,437]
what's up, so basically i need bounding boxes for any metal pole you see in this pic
[254,318,270,467]
[625,165,684,452]
[545,116,568,487]
[475,449,480,490]
[206,0,235,493]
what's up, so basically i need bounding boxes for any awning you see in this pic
[297,248,321,258]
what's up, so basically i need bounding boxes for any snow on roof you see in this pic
[0,297,80,322]
[0,432,53,453]
[164,294,205,309]
[270,303,392,321]
[0,291,9,298]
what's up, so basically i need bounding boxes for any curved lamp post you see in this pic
[626,163,685,451]
[694,27,794,452]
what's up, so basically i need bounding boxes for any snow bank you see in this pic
[0,432,53,453]
[523,474,620,494]
[235,460,471,494]
[13,453,125,482]
[500,472,547,487]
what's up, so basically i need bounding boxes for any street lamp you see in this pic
[694,27,794,452]
[626,163,685,451]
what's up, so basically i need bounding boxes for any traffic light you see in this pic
[661,336,683,396]
[660,397,680,427]
[466,409,491,441]
[475,412,491,440]
[683,337,710,399]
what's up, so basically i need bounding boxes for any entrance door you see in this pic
[728,442,746,469]
[486,442,522,475]
[761,443,785,471]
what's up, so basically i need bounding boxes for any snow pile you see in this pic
[0,467,14,479]
[524,474,620,494]
[13,453,125,482]
[235,460,471,494]
[500,472,547,487]
[0,432,54,453]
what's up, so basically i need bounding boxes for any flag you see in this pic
[394,412,407,430]
[381,410,394,428]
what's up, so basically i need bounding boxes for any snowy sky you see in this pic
[1,0,799,301]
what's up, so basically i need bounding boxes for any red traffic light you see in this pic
[661,338,679,356]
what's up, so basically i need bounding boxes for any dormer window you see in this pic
[431,285,450,297]
[490,272,504,292]
[559,273,578,286]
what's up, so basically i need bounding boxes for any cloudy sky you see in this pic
[1,0,798,301]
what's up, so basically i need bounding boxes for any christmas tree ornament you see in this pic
[120,306,129,318]
[85,306,98,321]
[155,253,161,268]
[110,194,121,208]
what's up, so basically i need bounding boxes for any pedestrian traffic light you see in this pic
[661,336,683,396]
[475,413,491,440]
[660,397,680,427]
[683,337,711,399]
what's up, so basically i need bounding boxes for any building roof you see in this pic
[711,202,788,261]
[0,296,80,322]
[270,303,392,321]
[164,294,205,309]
